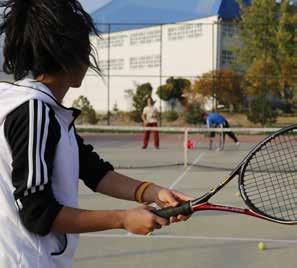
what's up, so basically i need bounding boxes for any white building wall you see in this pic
[63,16,220,112]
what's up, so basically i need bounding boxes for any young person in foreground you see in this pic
[0,0,192,267]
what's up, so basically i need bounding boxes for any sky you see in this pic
[79,0,111,13]
[80,0,297,13]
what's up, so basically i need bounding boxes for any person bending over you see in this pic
[202,112,239,150]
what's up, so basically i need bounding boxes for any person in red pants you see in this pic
[141,96,159,149]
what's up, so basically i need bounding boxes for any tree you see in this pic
[277,0,297,89]
[157,77,191,110]
[127,83,153,122]
[237,0,279,66]
[72,96,98,124]
[244,56,281,97]
[237,0,297,108]
[244,60,280,125]
[192,70,244,111]
[156,83,172,102]
[247,96,277,125]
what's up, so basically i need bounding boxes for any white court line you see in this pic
[169,152,205,189]
[81,233,297,244]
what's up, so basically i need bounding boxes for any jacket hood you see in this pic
[0,79,80,128]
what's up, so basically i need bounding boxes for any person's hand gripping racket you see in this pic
[124,183,193,235]
[143,184,194,223]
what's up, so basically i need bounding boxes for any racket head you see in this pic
[239,124,297,224]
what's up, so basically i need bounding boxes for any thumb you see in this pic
[165,192,179,207]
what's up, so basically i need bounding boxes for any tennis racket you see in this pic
[154,124,297,225]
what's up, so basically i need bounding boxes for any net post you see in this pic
[219,124,224,150]
[184,128,189,167]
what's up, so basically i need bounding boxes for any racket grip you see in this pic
[153,201,192,219]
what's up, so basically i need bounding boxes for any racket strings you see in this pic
[269,138,297,217]
[242,133,297,221]
[260,137,297,219]
[243,142,297,173]
[254,151,284,218]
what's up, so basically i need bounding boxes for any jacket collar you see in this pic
[0,78,81,130]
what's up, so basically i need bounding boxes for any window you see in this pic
[97,39,108,49]
[110,35,126,47]
[97,35,127,49]
[130,30,161,46]
[221,50,235,65]
[222,23,238,38]
[130,55,160,70]
[168,24,202,41]
[100,59,125,71]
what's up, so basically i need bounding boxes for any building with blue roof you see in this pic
[64,0,247,112]
[91,0,250,32]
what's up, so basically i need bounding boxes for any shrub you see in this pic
[247,96,277,126]
[185,102,204,125]
[164,111,179,122]
[72,96,98,125]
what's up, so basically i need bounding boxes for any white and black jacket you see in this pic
[0,79,113,267]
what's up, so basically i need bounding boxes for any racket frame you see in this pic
[155,124,297,225]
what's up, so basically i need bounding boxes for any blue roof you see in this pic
[91,0,250,33]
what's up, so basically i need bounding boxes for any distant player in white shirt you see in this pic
[141,97,159,149]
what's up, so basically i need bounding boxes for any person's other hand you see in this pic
[121,205,168,235]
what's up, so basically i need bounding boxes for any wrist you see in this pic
[116,210,127,229]
[142,184,162,204]
[135,182,153,203]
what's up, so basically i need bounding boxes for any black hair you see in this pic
[0,0,101,80]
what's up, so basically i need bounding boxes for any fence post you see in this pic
[159,24,163,127]
[184,128,189,167]
[107,23,111,125]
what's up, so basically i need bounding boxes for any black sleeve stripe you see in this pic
[37,101,46,186]
[39,103,50,186]
[27,100,50,191]
[24,185,46,196]
[33,99,40,188]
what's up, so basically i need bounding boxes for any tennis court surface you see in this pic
[74,127,297,268]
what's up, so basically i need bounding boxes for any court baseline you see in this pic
[81,233,297,244]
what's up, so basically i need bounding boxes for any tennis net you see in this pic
[76,125,286,170]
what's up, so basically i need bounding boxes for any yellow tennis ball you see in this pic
[235,191,240,197]
[257,242,267,251]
